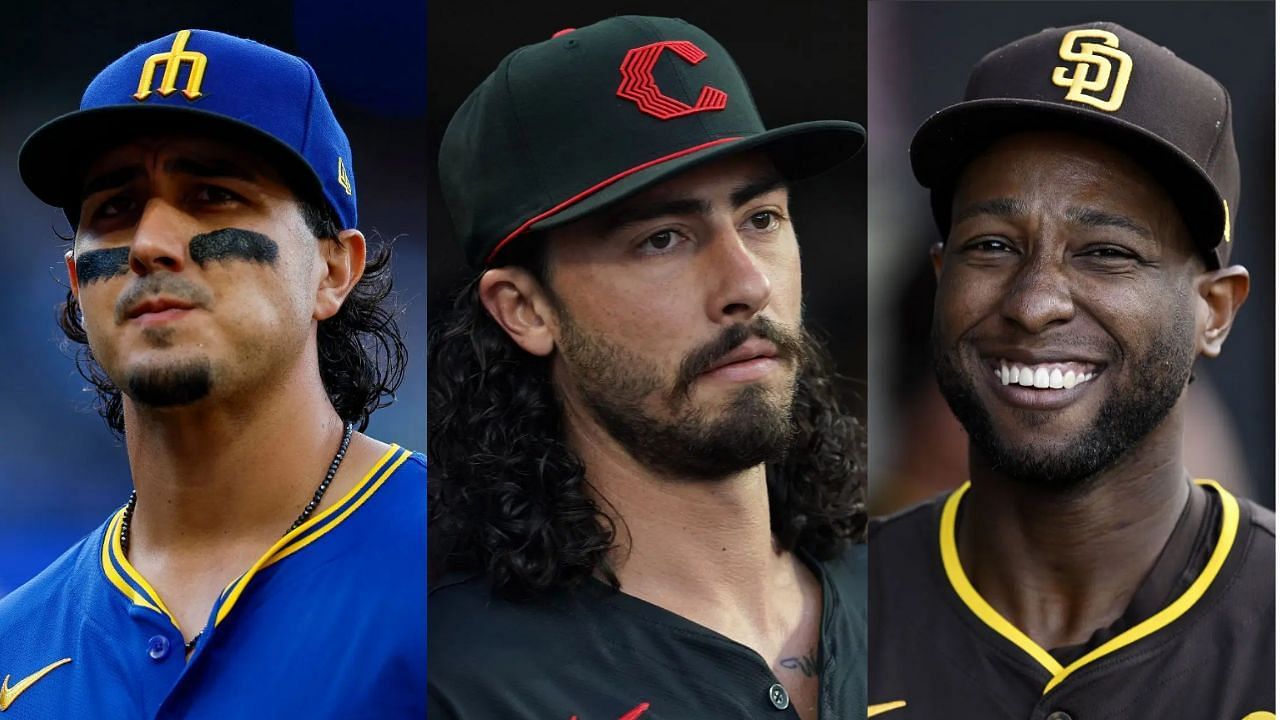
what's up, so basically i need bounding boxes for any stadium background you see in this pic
[868,1,1276,513]
[0,0,426,596]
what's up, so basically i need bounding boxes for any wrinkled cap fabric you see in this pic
[20,29,357,231]
[440,15,866,268]
[911,21,1238,268]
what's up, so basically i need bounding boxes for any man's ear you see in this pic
[314,229,366,321]
[65,250,80,300]
[929,242,945,281]
[1195,264,1249,357]
[478,267,557,357]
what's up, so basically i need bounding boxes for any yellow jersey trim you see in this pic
[214,445,408,626]
[939,483,1064,675]
[939,479,1239,694]
[98,444,409,636]
[868,700,908,716]
[99,509,180,627]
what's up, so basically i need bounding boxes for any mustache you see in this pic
[75,228,279,287]
[672,317,807,398]
[114,273,214,323]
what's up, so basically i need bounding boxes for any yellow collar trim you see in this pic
[939,478,1239,694]
[100,508,181,628]
[99,444,409,634]
[214,444,409,626]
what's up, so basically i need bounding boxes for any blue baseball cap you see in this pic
[19,29,357,230]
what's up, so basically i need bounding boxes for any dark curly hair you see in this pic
[57,199,408,436]
[428,241,867,600]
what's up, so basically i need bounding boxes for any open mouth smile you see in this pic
[993,359,1099,390]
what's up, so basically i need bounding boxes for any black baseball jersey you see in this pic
[429,544,866,719]
[868,479,1275,720]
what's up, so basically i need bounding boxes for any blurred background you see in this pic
[868,1,1275,513]
[426,0,868,442]
[0,0,426,596]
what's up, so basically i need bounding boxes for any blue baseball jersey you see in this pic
[0,445,425,719]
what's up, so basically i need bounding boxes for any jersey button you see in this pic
[1046,712,1073,720]
[768,683,790,710]
[147,634,170,661]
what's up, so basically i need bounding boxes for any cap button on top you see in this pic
[1046,712,1073,720]
[551,27,575,38]
[147,634,170,661]
[768,683,790,710]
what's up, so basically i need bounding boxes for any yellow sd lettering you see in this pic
[1051,29,1133,112]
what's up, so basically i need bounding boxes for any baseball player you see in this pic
[428,16,866,720]
[0,30,425,718]
[868,22,1273,719]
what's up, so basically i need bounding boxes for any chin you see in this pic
[123,358,215,408]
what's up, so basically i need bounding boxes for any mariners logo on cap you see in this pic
[134,29,207,101]
[1051,29,1133,112]
[617,40,728,120]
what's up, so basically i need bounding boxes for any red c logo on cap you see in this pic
[617,41,728,120]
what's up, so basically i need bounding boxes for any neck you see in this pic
[959,409,1190,649]
[563,403,800,628]
[124,355,343,552]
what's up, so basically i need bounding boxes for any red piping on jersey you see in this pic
[484,138,742,265]
[568,701,651,720]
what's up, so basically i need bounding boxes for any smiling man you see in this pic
[428,16,867,720]
[868,22,1273,719]
[0,30,424,718]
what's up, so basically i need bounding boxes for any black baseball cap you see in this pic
[440,15,866,268]
[911,22,1239,269]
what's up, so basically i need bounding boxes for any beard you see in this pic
[557,313,807,481]
[931,307,1196,494]
[124,358,214,407]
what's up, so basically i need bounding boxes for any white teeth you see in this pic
[997,361,1098,390]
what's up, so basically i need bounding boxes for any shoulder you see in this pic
[428,575,606,693]
[1231,493,1275,570]
[0,516,114,657]
[869,491,950,555]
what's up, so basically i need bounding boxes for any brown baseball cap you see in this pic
[911,22,1239,268]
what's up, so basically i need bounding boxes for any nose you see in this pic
[1000,251,1075,333]
[704,224,772,323]
[128,199,191,275]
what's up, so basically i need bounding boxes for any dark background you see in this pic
[426,0,869,421]
[867,1,1275,512]
[0,0,426,595]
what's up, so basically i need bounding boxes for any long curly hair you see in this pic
[428,245,867,600]
[57,200,407,436]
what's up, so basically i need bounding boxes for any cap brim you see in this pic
[19,105,325,225]
[513,119,865,248]
[910,98,1226,267]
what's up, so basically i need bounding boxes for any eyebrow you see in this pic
[606,175,789,229]
[1066,206,1152,239]
[79,157,257,201]
[952,197,1027,224]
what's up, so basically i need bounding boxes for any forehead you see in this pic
[951,131,1177,224]
[81,133,289,190]
[612,151,783,209]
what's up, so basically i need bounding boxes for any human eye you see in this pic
[744,209,782,233]
[636,228,689,256]
[193,184,244,205]
[962,236,1017,254]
